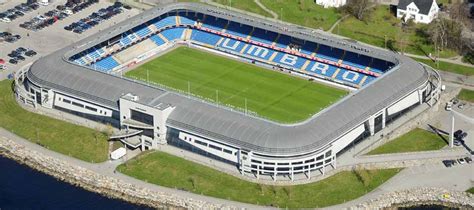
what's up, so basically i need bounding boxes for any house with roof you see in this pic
[397,0,440,24]
[315,0,347,8]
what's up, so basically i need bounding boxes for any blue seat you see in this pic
[94,56,120,72]
[134,25,152,38]
[153,16,177,29]
[191,30,221,45]
[275,35,291,49]
[150,35,166,46]
[161,28,185,41]
[202,17,227,31]
[250,28,277,45]
[226,21,252,38]
[317,45,343,62]
[334,68,364,85]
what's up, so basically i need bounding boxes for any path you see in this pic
[406,53,474,68]
[328,14,350,33]
[253,0,278,19]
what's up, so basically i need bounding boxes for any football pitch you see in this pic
[125,47,348,123]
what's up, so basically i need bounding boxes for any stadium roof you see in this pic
[27,3,430,155]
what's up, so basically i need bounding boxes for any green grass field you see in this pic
[214,0,272,17]
[412,58,474,76]
[467,187,474,194]
[457,89,474,103]
[118,151,401,208]
[125,47,347,123]
[0,80,109,162]
[261,0,341,31]
[367,128,448,155]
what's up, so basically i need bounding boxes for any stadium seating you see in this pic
[69,11,391,88]
[301,42,318,55]
[153,16,177,29]
[191,30,222,45]
[370,59,389,73]
[251,29,278,45]
[203,17,227,31]
[342,52,372,70]
[275,35,291,49]
[134,25,152,38]
[94,56,120,72]
[88,49,102,61]
[226,21,252,38]
[150,35,166,46]
[316,45,343,62]
[161,28,185,41]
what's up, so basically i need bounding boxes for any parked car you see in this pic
[9,59,18,64]
[25,50,37,57]
[458,158,466,164]
[465,157,472,164]
[445,102,452,111]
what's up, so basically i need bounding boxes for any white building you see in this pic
[315,0,347,8]
[397,0,439,24]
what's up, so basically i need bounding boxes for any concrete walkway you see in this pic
[253,0,278,19]
[328,14,350,33]
[406,53,474,68]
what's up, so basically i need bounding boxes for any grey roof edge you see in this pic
[27,3,431,156]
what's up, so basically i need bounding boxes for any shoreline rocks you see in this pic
[0,138,235,209]
[354,187,474,209]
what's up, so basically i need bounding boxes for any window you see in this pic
[195,140,207,146]
[209,144,222,151]
[223,149,232,154]
[85,106,97,112]
[63,99,71,104]
[71,101,84,108]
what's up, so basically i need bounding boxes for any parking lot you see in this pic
[0,0,141,80]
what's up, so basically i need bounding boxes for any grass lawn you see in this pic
[118,151,401,208]
[0,80,109,163]
[367,128,448,155]
[412,57,474,76]
[337,6,458,58]
[260,0,341,31]
[467,187,474,194]
[125,47,347,123]
[457,89,474,103]
[213,0,272,17]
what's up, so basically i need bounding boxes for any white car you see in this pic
[64,10,73,15]
[38,1,49,6]
[445,102,452,111]
[0,65,6,70]
[1,17,11,23]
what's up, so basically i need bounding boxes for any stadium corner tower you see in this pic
[16,3,441,180]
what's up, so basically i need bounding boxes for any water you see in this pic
[0,156,150,209]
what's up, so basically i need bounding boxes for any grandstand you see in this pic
[18,3,441,181]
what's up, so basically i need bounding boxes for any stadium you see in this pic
[14,3,441,180]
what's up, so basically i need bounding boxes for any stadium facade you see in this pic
[15,3,441,180]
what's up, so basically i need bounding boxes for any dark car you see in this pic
[29,4,39,10]
[442,160,452,167]
[0,32,12,37]
[15,11,25,16]
[5,37,17,43]
[123,5,132,10]
[9,59,18,64]
[25,50,37,57]
[15,55,25,61]
[16,47,27,53]
[13,34,21,39]
[454,130,463,139]
[113,2,123,8]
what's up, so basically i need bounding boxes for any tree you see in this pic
[344,0,372,20]
[427,17,463,52]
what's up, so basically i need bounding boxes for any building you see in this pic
[315,0,346,8]
[15,3,441,181]
[397,0,440,24]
